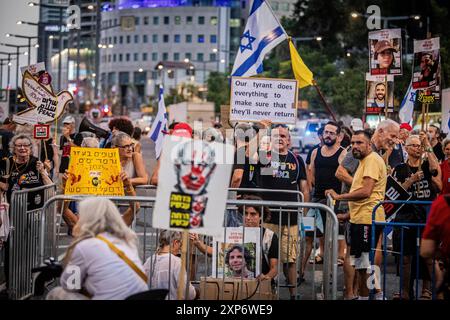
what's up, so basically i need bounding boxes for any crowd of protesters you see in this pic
[0,113,449,301]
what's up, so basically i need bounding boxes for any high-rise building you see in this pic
[99,1,233,112]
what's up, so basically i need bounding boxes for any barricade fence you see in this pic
[370,200,436,300]
[7,187,338,300]
[8,184,56,300]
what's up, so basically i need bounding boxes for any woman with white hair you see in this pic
[47,197,148,300]
[0,134,53,293]
[0,134,53,201]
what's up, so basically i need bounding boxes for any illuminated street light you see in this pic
[316,37,322,41]
[16,21,23,25]
[138,68,143,72]
[346,52,351,57]
[108,44,114,48]
[88,5,94,10]
[351,12,359,18]
[184,58,190,63]
[212,48,218,53]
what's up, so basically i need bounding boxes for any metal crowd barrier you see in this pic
[7,188,338,300]
[8,184,57,300]
[370,200,434,300]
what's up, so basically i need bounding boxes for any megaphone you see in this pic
[75,117,109,146]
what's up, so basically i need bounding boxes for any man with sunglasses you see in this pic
[258,124,309,299]
[391,134,442,299]
[303,121,347,272]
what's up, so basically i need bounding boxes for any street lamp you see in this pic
[0,55,17,90]
[28,1,67,92]
[0,49,26,112]
[4,33,38,66]
[349,12,422,29]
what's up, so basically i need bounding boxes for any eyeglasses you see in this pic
[14,144,31,149]
[118,143,134,150]
[406,144,422,148]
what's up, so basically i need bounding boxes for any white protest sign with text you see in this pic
[152,136,234,238]
[13,70,73,125]
[230,77,298,124]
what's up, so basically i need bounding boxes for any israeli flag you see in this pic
[149,86,168,159]
[399,82,417,124]
[231,0,287,77]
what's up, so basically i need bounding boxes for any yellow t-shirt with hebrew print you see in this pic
[349,151,387,225]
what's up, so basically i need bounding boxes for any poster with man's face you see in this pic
[412,38,440,91]
[369,29,402,76]
[152,136,234,238]
[365,73,394,114]
[212,227,260,279]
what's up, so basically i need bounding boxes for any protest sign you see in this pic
[412,37,440,90]
[33,124,50,140]
[64,147,124,196]
[369,29,402,76]
[152,137,234,237]
[230,77,298,124]
[13,70,73,125]
[384,175,411,222]
[365,73,394,114]
[212,227,261,279]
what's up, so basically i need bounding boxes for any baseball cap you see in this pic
[172,122,193,138]
[350,118,364,131]
[63,115,76,124]
[374,40,397,54]
[400,123,412,131]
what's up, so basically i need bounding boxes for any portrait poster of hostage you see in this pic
[365,73,394,114]
[369,28,402,76]
[152,136,234,238]
[212,228,261,279]
[412,37,440,90]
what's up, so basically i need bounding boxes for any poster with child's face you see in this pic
[412,38,440,91]
[365,73,394,114]
[369,29,402,76]
[212,227,261,279]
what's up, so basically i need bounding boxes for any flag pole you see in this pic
[265,0,288,36]
[312,79,337,122]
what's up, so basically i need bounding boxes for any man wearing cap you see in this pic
[371,83,387,108]
[374,40,397,70]
[150,122,193,185]
[58,115,78,234]
[399,123,413,162]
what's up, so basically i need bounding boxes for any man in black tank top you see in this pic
[301,121,347,276]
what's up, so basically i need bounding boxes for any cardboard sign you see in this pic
[33,124,50,140]
[365,73,394,114]
[64,147,124,196]
[230,77,298,124]
[384,175,412,222]
[412,38,440,90]
[369,29,402,76]
[199,277,275,300]
[152,137,234,237]
[13,70,73,125]
[212,227,261,279]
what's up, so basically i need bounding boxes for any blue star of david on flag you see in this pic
[409,91,416,102]
[231,0,287,77]
[240,30,256,53]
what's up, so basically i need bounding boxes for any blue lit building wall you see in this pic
[115,0,232,9]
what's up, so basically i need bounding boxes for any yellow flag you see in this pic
[289,38,314,88]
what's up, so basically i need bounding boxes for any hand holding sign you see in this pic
[13,70,73,125]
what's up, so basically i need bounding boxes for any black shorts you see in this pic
[393,226,422,257]
[349,223,382,259]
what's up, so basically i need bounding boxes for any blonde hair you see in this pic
[64,197,138,265]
